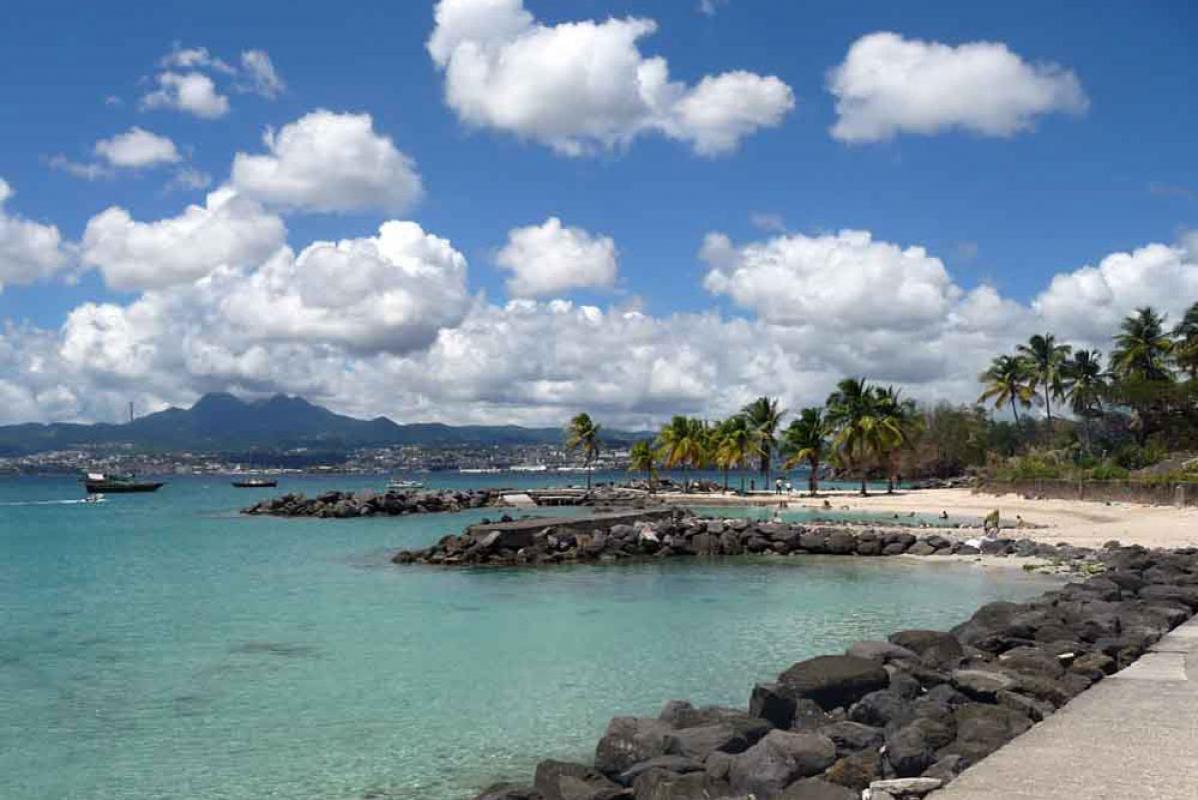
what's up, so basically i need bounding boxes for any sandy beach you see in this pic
[664,487,1198,550]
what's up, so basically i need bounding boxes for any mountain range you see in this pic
[0,393,651,455]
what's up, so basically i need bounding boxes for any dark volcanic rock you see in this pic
[727,731,837,799]
[473,783,542,800]
[534,760,627,800]
[778,656,890,711]
[779,777,859,800]
[595,717,672,775]
[823,749,883,792]
[888,630,965,668]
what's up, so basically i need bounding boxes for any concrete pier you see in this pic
[931,616,1198,799]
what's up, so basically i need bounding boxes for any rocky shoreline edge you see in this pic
[391,515,1198,800]
[241,488,502,518]
[391,510,1091,570]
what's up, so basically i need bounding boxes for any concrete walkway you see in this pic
[932,617,1198,799]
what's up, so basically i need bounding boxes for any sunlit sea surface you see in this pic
[0,473,1056,800]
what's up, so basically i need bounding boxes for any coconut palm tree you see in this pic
[1111,306,1173,381]
[874,386,921,493]
[564,412,602,490]
[656,415,707,489]
[742,396,786,488]
[977,354,1037,424]
[713,414,759,493]
[1062,349,1108,454]
[780,408,828,496]
[627,440,657,492]
[1016,333,1072,427]
[825,378,892,496]
[1172,302,1198,378]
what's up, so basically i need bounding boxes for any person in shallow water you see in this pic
[775,478,783,494]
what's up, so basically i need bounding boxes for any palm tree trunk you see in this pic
[808,458,818,496]
[1044,386,1052,428]
[586,458,592,490]
[723,467,729,492]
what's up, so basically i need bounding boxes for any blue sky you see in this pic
[0,0,1196,425]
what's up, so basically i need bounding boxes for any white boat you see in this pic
[510,465,549,472]
[459,467,502,474]
[387,478,425,491]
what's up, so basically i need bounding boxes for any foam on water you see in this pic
[0,475,1056,799]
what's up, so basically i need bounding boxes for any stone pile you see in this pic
[472,544,1198,800]
[241,488,498,518]
[392,512,1099,568]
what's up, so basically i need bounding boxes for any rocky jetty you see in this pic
[470,544,1198,799]
[393,511,1100,568]
[241,488,499,518]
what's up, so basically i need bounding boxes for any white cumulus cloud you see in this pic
[81,187,286,290]
[828,32,1088,143]
[94,127,181,168]
[1033,241,1198,345]
[0,179,72,291]
[496,217,618,297]
[141,72,230,119]
[427,0,793,156]
[231,110,424,214]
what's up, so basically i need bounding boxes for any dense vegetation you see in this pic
[572,304,1198,493]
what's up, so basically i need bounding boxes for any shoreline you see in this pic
[466,542,1198,800]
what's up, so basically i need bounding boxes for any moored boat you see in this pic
[82,472,164,494]
[386,478,425,491]
[231,478,278,488]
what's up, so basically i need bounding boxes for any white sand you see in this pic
[663,487,1198,550]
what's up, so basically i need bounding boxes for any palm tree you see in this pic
[656,415,707,489]
[742,396,786,488]
[627,440,657,492]
[1111,306,1173,381]
[874,386,921,493]
[977,354,1037,424]
[1016,333,1072,427]
[1172,302,1198,378]
[565,412,601,490]
[713,414,759,493]
[1062,349,1108,454]
[780,408,828,496]
[825,378,892,496]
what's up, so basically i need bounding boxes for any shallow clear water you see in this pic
[0,475,1055,800]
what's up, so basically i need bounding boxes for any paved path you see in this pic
[931,617,1198,799]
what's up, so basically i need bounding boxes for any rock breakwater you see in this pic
[242,488,499,518]
[470,543,1198,799]
[392,511,1100,569]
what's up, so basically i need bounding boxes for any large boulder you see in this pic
[847,690,915,729]
[629,769,739,800]
[779,778,858,800]
[616,756,702,786]
[473,783,541,800]
[534,760,627,800]
[950,669,1018,702]
[750,683,798,730]
[845,640,920,664]
[885,718,952,777]
[888,631,964,669]
[595,717,672,775]
[778,655,890,711]
[660,704,771,744]
[823,749,883,792]
[940,704,1033,763]
[664,724,751,761]
[818,721,884,754]
[727,731,837,800]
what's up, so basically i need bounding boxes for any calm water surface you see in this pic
[0,475,1055,800]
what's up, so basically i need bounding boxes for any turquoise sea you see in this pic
[0,475,1056,800]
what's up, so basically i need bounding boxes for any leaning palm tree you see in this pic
[1173,302,1198,378]
[627,440,657,492]
[1062,349,1108,453]
[564,412,602,490]
[1016,333,1072,427]
[780,408,828,496]
[977,354,1037,424]
[742,396,786,488]
[1111,306,1173,381]
[825,378,889,496]
[714,414,759,493]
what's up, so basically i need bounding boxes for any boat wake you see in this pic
[0,498,107,506]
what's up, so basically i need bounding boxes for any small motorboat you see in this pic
[231,478,278,488]
[386,479,425,491]
[82,493,105,503]
[82,472,164,494]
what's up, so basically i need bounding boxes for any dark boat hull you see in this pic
[232,480,278,488]
[84,481,164,493]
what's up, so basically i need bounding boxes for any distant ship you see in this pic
[387,478,425,491]
[231,477,278,488]
[510,465,549,472]
[459,467,502,474]
[82,472,164,494]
